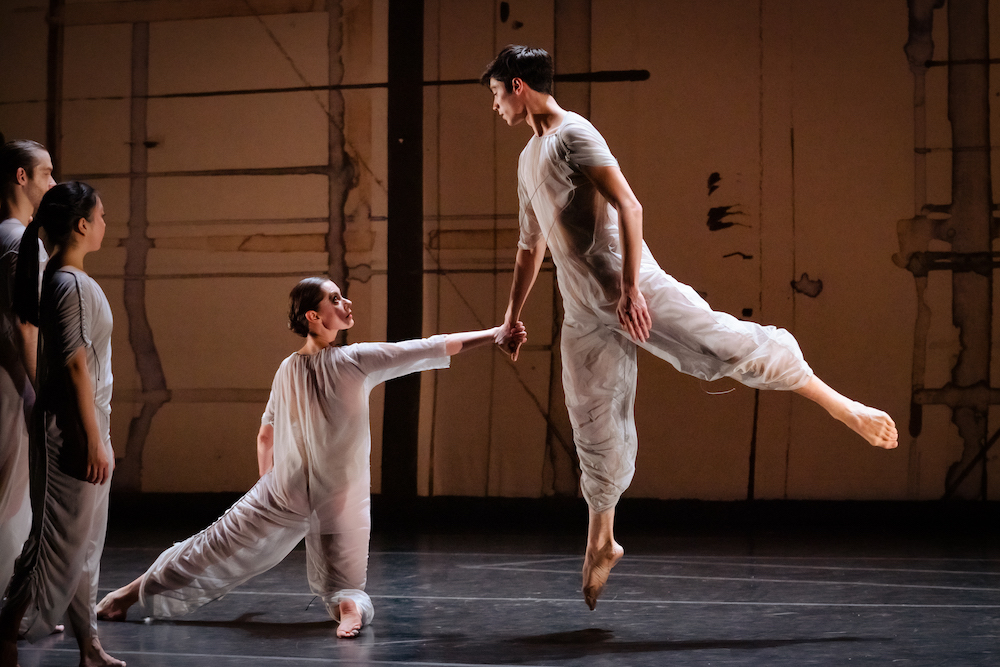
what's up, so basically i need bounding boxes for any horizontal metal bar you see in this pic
[53,0,330,26]
[913,386,1000,408]
[0,70,650,105]
[925,58,1000,67]
[92,266,549,281]
[897,251,1000,277]
[64,165,335,180]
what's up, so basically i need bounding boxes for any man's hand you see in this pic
[86,437,112,485]
[495,320,528,361]
[618,284,651,343]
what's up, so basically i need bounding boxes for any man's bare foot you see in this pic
[79,637,125,667]
[96,587,138,622]
[842,401,898,449]
[582,540,624,610]
[336,599,362,638]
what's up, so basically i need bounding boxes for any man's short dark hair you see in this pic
[480,45,553,95]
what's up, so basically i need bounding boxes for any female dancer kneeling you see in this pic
[0,182,121,667]
[97,277,523,638]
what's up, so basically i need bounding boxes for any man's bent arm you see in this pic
[581,164,652,342]
[499,237,546,360]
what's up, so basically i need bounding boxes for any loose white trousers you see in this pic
[563,265,813,514]
[8,410,112,643]
[139,469,375,626]
[0,364,30,592]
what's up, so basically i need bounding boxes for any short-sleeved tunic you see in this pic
[6,265,114,643]
[0,218,46,591]
[517,112,813,512]
[137,336,450,627]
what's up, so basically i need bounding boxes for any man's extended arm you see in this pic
[581,164,652,342]
[497,236,546,361]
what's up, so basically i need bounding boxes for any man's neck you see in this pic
[2,197,32,226]
[525,95,567,137]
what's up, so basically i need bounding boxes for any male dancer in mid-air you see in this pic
[484,45,898,610]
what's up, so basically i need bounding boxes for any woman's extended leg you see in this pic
[97,472,309,621]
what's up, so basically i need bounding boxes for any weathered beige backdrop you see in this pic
[1,0,996,500]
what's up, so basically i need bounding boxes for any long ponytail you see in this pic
[13,181,98,326]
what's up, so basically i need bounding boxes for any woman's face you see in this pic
[79,196,106,252]
[313,280,354,334]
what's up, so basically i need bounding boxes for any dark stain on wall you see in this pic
[707,171,721,195]
[707,205,749,231]
[790,273,823,298]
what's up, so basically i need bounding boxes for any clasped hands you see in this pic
[494,320,528,361]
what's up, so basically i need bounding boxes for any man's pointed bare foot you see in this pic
[96,590,132,622]
[582,540,624,610]
[79,637,125,667]
[336,599,362,638]
[843,402,898,449]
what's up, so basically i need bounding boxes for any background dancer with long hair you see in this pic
[0,181,121,667]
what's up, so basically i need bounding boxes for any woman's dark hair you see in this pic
[0,134,47,220]
[13,181,99,326]
[288,277,329,337]
[480,45,554,95]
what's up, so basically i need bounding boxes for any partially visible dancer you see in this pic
[0,136,54,591]
[97,278,524,639]
[0,182,122,667]
[482,45,899,610]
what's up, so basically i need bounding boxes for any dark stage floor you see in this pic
[13,499,1000,666]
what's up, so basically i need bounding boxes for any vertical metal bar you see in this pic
[327,0,351,292]
[381,0,425,498]
[45,0,65,179]
[945,0,993,500]
[116,21,170,493]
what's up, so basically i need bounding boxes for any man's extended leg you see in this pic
[636,267,897,449]
[795,376,897,448]
[560,317,638,610]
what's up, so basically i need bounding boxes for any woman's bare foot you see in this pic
[96,584,139,622]
[841,401,898,449]
[79,637,125,667]
[336,599,362,638]
[582,540,624,610]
